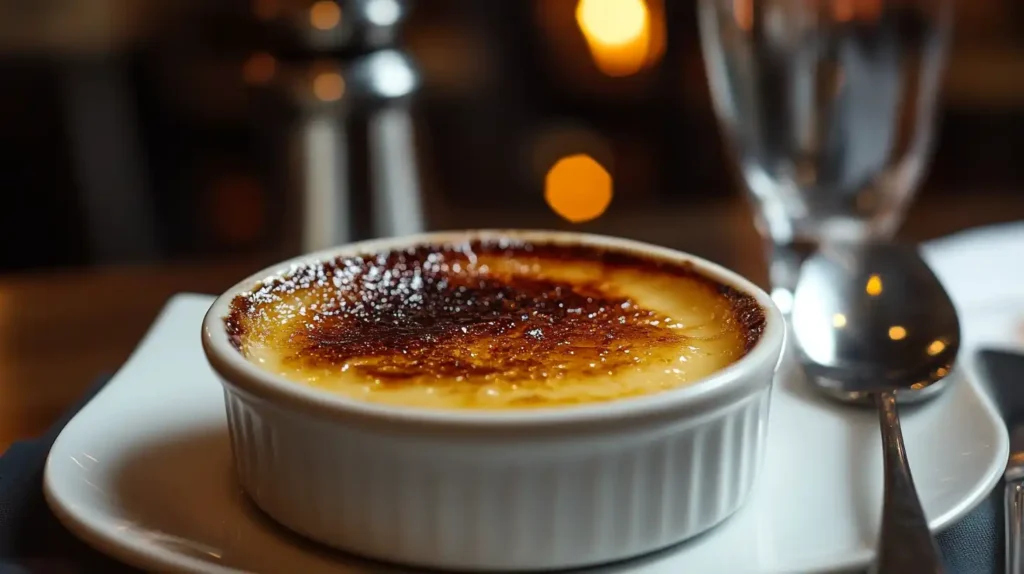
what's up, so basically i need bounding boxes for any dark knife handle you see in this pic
[1007,479,1024,574]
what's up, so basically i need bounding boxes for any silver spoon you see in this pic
[790,241,959,574]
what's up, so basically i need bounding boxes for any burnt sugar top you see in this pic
[225,239,766,408]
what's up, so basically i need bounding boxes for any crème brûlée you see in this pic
[224,240,766,410]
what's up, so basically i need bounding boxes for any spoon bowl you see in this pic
[792,241,960,398]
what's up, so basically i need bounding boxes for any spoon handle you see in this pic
[872,391,945,574]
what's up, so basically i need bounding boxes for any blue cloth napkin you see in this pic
[0,375,1003,573]
[0,375,138,573]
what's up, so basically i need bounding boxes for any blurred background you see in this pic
[4,0,1024,274]
[3,0,1024,447]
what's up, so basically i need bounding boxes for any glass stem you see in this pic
[765,236,819,316]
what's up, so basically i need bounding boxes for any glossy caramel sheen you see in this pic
[226,240,765,409]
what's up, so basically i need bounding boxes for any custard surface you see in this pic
[225,240,765,409]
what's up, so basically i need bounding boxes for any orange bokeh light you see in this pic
[313,71,345,101]
[576,0,660,77]
[544,154,613,223]
[310,1,342,30]
[242,52,277,85]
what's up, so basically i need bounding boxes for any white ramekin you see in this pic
[201,230,785,572]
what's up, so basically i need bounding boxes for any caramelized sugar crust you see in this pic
[225,240,766,408]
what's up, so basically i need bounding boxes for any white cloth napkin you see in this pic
[921,221,1024,354]
[922,221,1024,311]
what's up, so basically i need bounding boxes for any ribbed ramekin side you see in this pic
[222,381,772,572]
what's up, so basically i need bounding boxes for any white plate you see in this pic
[43,293,1009,574]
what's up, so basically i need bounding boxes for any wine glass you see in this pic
[697,0,952,313]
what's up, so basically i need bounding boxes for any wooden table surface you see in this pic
[0,258,271,452]
[2,193,1023,453]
